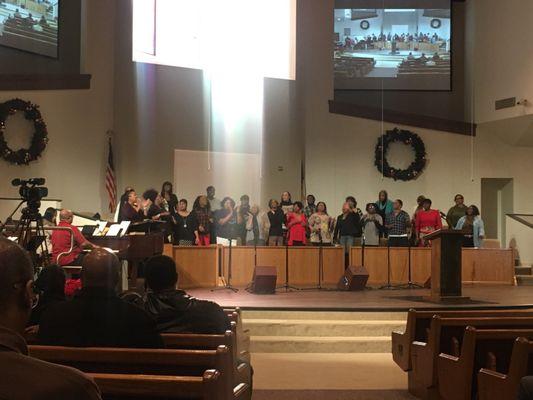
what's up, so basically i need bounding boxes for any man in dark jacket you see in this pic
[38,248,163,348]
[140,255,230,334]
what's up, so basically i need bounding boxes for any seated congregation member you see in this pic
[446,193,467,229]
[245,205,269,246]
[215,197,241,245]
[361,203,383,246]
[0,238,101,400]
[28,264,66,327]
[286,201,307,246]
[455,205,485,248]
[375,190,393,222]
[51,209,97,266]
[38,248,163,348]
[161,181,179,214]
[173,199,199,246]
[385,199,411,247]
[517,376,533,400]
[119,189,143,222]
[415,198,442,247]
[140,255,231,334]
[267,199,284,246]
[309,202,334,246]
[193,195,212,246]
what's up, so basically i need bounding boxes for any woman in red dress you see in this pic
[415,198,442,247]
[286,201,307,246]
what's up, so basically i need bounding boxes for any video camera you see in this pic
[12,178,48,211]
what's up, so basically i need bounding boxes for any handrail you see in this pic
[507,214,533,229]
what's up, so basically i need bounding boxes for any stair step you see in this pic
[515,266,532,276]
[242,310,407,321]
[516,275,533,286]
[244,319,405,337]
[250,335,391,353]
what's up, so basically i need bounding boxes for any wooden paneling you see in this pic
[172,246,218,289]
[170,246,514,289]
[350,247,513,286]
[220,246,345,288]
[462,248,515,284]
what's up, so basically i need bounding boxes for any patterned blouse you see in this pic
[309,213,333,244]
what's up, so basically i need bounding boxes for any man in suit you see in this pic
[0,237,101,400]
[38,248,163,348]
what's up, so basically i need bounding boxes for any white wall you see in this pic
[0,0,115,216]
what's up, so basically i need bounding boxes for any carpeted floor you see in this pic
[253,389,416,400]
[251,353,414,399]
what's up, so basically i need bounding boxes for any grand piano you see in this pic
[76,214,165,289]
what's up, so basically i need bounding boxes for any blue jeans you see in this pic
[339,235,355,254]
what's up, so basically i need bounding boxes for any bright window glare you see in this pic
[132,0,297,80]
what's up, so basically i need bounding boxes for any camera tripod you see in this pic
[0,200,50,270]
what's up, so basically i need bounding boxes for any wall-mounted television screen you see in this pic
[334,0,451,91]
[0,0,59,58]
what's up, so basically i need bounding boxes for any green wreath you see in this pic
[0,98,48,165]
[375,128,427,181]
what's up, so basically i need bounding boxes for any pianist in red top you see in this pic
[51,210,96,266]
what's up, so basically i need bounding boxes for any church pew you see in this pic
[392,309,533,372]
[438,327,533,400]
[409,316,533,399]
[89,370,223,400]
[477,337,533,400]
[161,325,252,399]
[28,345,245,400]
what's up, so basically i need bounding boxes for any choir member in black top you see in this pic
[173,199,199,245]
[267,199,285,246]
[161,181,179,214]
[334,202,362,266]
[119,189,144,222]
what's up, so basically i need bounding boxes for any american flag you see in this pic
[106,137,117,213]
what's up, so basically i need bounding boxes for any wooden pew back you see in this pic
[438,327,533,400]
[89,370,221,400]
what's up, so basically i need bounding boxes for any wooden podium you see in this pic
[424,229,470,303]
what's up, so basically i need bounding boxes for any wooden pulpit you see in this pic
[424,229,469,303]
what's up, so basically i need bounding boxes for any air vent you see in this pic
[495,97,517,110]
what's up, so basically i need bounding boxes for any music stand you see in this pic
[396,240,424,289]
[379,236,403,290]
[212,219,240,293]
[276,242,300,292]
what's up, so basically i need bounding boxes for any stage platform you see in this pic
[187,285,533,312]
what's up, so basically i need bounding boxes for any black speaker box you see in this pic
[251,266,277,294]
[337,265,369,291]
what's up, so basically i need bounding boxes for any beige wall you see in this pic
[470,0,533,123]
[300,0,533,263]
[0,0,115,215]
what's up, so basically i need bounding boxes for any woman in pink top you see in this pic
[415,198,442,247]
[286,201,307,246]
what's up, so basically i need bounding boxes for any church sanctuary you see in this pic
[3,0,533,399]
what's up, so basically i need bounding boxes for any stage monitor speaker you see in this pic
[251,266,277,294]
[337,265,369,291]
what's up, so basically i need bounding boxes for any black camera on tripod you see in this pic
[12,178,48,213]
